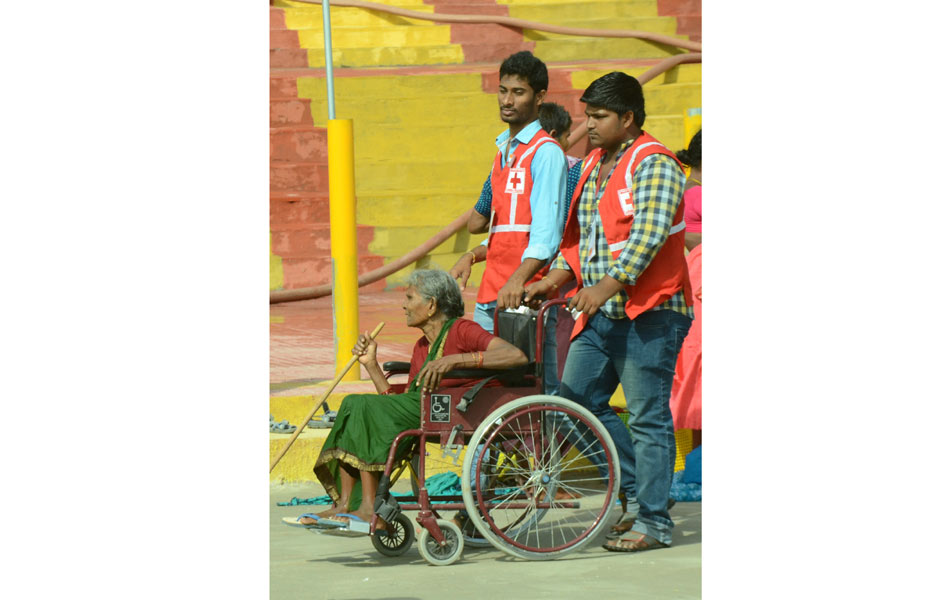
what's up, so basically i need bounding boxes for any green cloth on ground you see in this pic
[276,472,464,506]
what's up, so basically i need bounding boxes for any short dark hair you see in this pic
[499,51,548,95]
[538,102,572,138]
[579,71,646,128]
[676,129,701,169]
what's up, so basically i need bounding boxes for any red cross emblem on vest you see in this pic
[505,168,526,194]
[618,188,635,216]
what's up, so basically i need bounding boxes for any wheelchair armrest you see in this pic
[382,361,411,374]
[444,364,533,386]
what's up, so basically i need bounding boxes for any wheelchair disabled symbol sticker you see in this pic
[429,394,451,423]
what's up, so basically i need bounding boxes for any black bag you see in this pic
[495,309,538,363]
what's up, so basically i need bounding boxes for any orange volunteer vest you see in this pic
[477,128,560,303]
[560,132,691,337]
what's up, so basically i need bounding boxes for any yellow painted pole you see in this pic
[328,119,360,381]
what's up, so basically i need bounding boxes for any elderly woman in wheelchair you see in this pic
[283,269,528,531]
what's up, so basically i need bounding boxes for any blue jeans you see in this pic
[557,309,691,545]
[474,301,560,394]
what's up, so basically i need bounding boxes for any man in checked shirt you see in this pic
[525,71,693,553]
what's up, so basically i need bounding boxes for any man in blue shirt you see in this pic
[449,51,566,393]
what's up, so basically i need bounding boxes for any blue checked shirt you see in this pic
[552,138,692,319]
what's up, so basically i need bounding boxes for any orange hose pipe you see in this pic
[297,0,702,53]
[270,209,473,304]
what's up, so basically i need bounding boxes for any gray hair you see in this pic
[407,269,465,319]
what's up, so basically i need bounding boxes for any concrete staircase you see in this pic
[270,0,701,294]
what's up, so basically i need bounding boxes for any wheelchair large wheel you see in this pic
[371,512,414,557]
[461,395,620,560]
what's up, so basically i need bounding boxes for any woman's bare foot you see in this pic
[326,509,392,533]
[297,503,347,525]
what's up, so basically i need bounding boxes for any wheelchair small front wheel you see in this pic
[371,513,414,557]
[417,519,464,566]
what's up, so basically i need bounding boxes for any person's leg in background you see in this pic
[473,301,497,334]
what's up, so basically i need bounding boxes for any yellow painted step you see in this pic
[571,64,703,89]
[507,0,659,20]
[282,4,436,29]
[352,164,492,190]
[305,94,498,127]
[351,160,491,193]
[277,0,432,8]
[355,192,482,228]
[532,37,689,62]
[297,25,453,49]
[384,254,488,288]
[306,45,464,68]
[640,115,689,151]
[270,232,284,292]
[524,17,679,40]
[368,225,479,257]
[642,83,702,116]
[296,72,488,98]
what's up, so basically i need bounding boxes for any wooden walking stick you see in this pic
[270,321,385,473]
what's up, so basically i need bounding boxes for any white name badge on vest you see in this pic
[617,188,635,216]
[505,168,526,194]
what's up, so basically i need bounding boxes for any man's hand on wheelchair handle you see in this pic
[523,279,555,309]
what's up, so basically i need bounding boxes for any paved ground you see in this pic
[270,289,701,599]
[270,482,701,600]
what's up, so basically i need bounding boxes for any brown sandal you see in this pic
[606,516,635,539]
[602,532,669,553]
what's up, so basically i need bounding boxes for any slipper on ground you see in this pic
[270,420,296,433]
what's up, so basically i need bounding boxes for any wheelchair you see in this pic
[360,299,621,566]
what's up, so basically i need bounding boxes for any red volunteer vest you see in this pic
[560,132,692,337]
[477,128,560,303]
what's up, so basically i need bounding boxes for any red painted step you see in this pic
[271,127,329,163]
[271,6,287,30]
[271,98,314,127]
[280,255,387,291]
[658,0,701,14]
[271,48,309,69]
[675,15,701,40]
[270,75,301,99]
[271,162,329,194]
[271,223,376,258]
[271,194,330,228]
[271,28,299,50]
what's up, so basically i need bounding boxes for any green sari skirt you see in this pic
[312,317,456,510]
[312,390,421,508]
